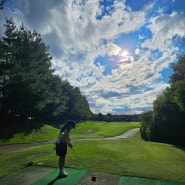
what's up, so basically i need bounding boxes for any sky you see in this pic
[0,0,185,115]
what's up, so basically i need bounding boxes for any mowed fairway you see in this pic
[71,121,140,138]
[0,121,185,183]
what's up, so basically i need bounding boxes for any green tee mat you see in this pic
[32,168,87,185]
[160,182,185,185]
[119,176,185,185]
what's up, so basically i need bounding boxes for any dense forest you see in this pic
[0,18,92,125]
[140,54,185,146]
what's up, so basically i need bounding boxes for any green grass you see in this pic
[71,121,140,138]
[0,121,140,144]
[0,125,59,145]
[0,121,185,183]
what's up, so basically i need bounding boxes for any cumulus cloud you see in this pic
[0,0,184,114]
[142,12,185,51]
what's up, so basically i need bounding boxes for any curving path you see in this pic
[74,128,140,140]
[0,128,140,153]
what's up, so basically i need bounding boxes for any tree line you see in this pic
[139,54,185,146]
[91,113,139,122]
[0,17,92,125]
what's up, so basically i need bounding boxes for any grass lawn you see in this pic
[0,121,140,144]
[0,121,185,183]
[71,121,140,138]
[0,125,59,145]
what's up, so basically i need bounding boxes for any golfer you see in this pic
[55,120,76,178]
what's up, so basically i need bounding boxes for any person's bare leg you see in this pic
[59,156,65,171]
[59,156,68,176]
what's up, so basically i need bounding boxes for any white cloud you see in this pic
[99,42,122,56]
[142,12,185,51]
[135,48,140,55]
[1,0,184,115]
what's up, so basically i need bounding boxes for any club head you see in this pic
[92,175,96,181]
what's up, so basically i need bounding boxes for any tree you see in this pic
[0,17,92,124]
[106,113,112,122]
[97,113,104,121]
[0,39,5,102]
[62,82,92,121]
[0,18,68,120]
[140,54,185,146]
[39,75,68,121]
[0,0,6,9]
[152,87,184,144]
[170,55,185,112]
[139,110,153,141]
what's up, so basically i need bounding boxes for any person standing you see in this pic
[55,120,76,178]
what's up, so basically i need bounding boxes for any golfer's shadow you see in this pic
[47,175,66,185]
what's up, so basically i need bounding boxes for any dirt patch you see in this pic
[77,171,121,185]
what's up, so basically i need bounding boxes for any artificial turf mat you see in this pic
[160,182,185,185]
[119,176,185,185]
[31,168,87,185]
[119,176,161,185]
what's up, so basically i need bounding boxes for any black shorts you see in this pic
[56,142,67,156]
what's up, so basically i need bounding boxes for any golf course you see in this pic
[0,121,185,184]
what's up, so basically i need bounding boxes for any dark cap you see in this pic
[68,120,76,129]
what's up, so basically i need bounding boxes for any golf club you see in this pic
[71,148,97,182]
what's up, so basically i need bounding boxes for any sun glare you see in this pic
[121,50,128,57]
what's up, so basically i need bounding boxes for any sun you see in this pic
[121,50,129,57]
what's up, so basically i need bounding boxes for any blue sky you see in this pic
[0,0,185,115]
